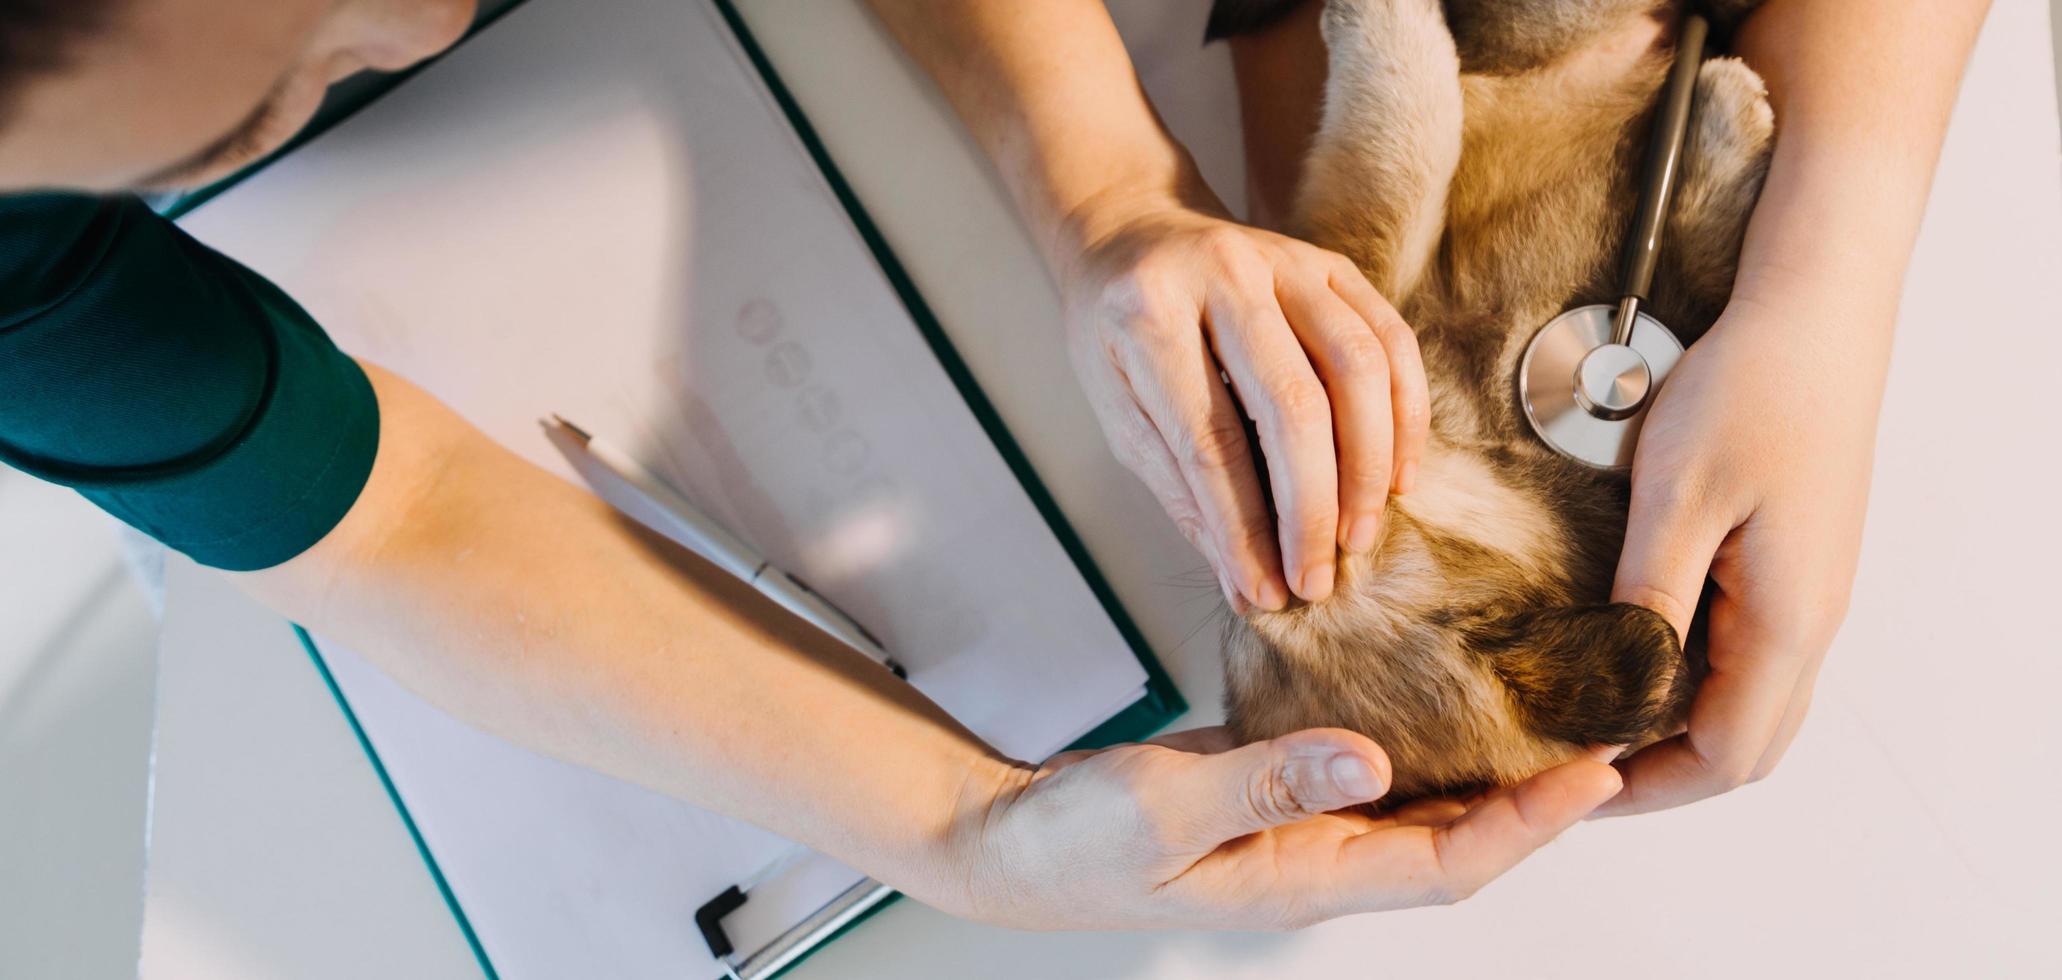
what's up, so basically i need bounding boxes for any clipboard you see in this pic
[166,1,1186,977]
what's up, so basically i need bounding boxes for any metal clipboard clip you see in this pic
[695,866,896,980]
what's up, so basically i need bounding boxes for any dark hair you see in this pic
[0,0,115,119]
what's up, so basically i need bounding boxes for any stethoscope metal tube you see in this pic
[1612,12,1709,347]
[1520,13,1710,469]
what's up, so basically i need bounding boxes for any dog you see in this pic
[1213,0,1773,801]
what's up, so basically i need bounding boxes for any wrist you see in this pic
[1045,159,1224,282]
[1723,137,1933,344]
[900,751,1035,921]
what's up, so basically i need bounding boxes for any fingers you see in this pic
[1327,262,1429,498]
[1170,728,1392,846]
[1276,274,1397,558]
[1203,283,1341,603]
[1083,225,1425,611]
[1752,660,1821,781]
[1113,328,1289,610]
[1085,373,1251,610]
[1611,474,1735,640]
[1419,760,1621,902]
[1384,797,1469,828]
[1334,760,1620,911]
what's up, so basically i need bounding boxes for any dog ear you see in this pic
[1488,602,1694,746]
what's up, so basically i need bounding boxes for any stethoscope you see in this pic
[1519,13,1709,470]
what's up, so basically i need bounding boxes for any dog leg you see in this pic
[1649,57,1775,343]
[1292,0,1463,302]
[1490,602,1695,748]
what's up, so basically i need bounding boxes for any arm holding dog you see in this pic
[242,361,1611,928]
[1603,0,1991,815]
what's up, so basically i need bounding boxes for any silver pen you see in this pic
[542,414,903,677]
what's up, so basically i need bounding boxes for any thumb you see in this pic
[1172,729,1392,845]
[1612,475,1734,640]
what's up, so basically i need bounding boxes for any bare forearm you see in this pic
[1600,2,1990,813]
[239,363,1011,907]
[865,0,1213,268]
[1729,0,1989,333]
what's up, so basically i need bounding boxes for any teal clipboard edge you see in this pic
[177,1,1192,976]
[291,626,502,980]
[703,10,1187,970]
[706,0,1188,751]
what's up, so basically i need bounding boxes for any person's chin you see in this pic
[143,106,322,193]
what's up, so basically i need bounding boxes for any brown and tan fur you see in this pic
[1220,0,1774,801]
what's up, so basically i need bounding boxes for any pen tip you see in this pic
[545,413,592,444]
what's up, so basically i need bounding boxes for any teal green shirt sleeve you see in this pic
[0,193,379,571]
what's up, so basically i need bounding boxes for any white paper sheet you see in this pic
[174,0,1151,976]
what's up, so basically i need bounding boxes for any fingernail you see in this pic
[1298,561,1334,602]
[1327,754,1382,799]
[1396,461,1418,496]
[1588,744,1627,764]
[1345,515,1380,554]
[1253,576,1289,612]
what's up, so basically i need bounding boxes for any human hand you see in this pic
[938,726,1621,930]
[1055,192,1429,612]
[1600,289,1887,815]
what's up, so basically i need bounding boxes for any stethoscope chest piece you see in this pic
[1519,10,1708,471]
[1519,303,1683,470]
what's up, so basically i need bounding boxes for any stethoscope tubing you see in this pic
[1613,12,1710,345]
[1522,12,1712,469]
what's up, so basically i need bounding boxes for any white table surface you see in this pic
[140,1,2062,977]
